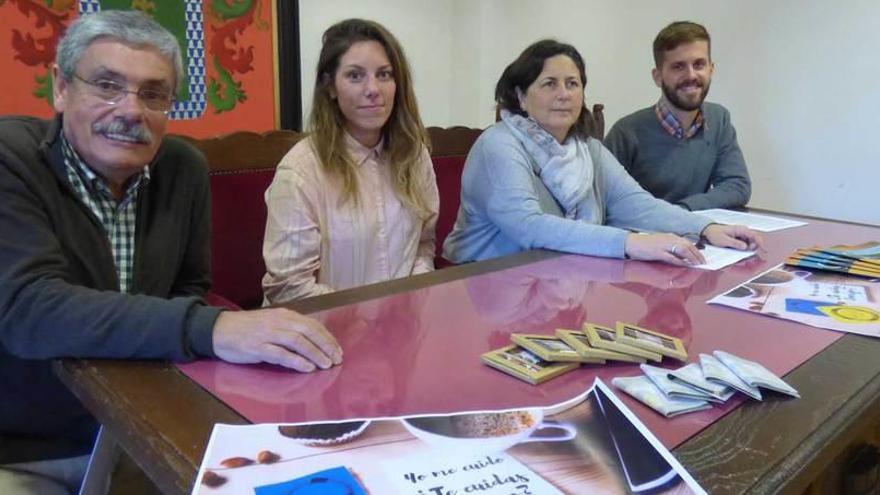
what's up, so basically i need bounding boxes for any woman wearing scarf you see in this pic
[443,40,761,266]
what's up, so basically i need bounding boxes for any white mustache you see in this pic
[92,119,152,144]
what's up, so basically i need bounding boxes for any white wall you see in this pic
[297,0,879,225]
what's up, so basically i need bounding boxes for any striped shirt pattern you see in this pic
[262,133,439,304]
[61,134,149,293]
[654,99,706,140]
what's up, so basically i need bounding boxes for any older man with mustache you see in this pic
[0,11,341,494]
[605,21,752,211]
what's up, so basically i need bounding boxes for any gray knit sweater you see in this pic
[605,102,751,211]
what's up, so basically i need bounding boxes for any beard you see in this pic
[661,78,711,112]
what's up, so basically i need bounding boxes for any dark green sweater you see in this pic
[605,102,751,211]
[0,116,222,463]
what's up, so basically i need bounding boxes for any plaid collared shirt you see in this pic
[654,99,706,140]
[61,134,149,293]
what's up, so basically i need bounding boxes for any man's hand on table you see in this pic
[212,308,343,372]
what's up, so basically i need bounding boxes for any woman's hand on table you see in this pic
[212,308,343,372]
[624,233,706,266]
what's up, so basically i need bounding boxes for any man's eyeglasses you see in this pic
[72,74,174,113]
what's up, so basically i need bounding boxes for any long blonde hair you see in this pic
[309,19,432,218]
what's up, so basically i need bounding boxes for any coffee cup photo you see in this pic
[401,409,576,456]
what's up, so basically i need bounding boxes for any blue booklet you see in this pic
[254,466,366,495]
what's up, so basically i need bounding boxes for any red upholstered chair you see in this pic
[426,126,483,268]
[181,127,482,306]
[180,131,304,309]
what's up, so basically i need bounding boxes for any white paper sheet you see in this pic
[696,209,807,232]
[694,244,756,271]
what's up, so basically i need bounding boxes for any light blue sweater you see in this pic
[442,122,713,263]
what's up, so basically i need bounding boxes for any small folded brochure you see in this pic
[640,364,714,402]
[667,363,736,403]
[785,241,880,278]
[616,352,798,420]
[713,351,800,398]
[612,375,712,418]
[699,354,762,400]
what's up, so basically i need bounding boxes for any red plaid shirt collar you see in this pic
[654,99,706,139]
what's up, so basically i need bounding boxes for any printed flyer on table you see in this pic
[192,379,704,494]
[709,264,880,337]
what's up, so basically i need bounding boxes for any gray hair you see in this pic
[56,10,184,94]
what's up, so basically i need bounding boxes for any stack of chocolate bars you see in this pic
[480,322,687,385]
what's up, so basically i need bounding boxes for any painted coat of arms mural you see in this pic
[0,0,277,137]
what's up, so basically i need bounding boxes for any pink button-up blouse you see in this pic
[262,134,439,304]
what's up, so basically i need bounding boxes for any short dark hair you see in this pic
[653,21,711,67]
[495,39,592,140]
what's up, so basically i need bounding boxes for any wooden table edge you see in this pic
[53,210,880,494]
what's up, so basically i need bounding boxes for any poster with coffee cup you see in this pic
[708,264,880,337]
[191,379,705,494]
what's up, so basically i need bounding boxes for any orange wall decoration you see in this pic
[0,0,277,138]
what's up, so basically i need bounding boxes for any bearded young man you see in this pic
[0,11,341,494]
[605,21,751,211]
